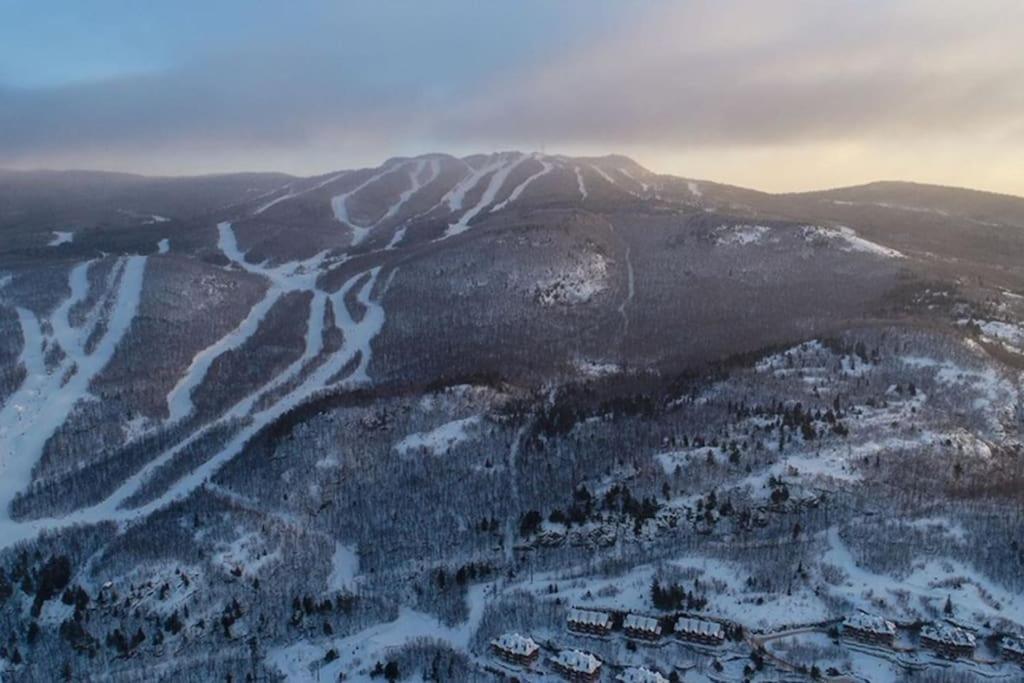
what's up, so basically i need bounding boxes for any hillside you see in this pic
[0,153,1022,682]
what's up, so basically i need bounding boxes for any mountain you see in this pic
[0,152,1022,681]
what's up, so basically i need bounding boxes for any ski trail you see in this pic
[375,158,439,227]
[43,266,386,530]
[619,244,635,338]
[503,420,532,563]
[687,181,702,198]
[255,172,348,216]
[0,256,147,521]
[445,154,525,238]
[490,157,553,213]
[165,222,332,424]
[385,226,407,250]
[618,167,649,193]
[164,288,284,423]
[157,238,170,254]
[605,218,634,340]
[590,164,617,185]
[332,164,408,245]
[575,166,588,200]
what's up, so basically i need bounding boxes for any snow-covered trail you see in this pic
[489,156,553,213]
[0,219,391,549]
[374,158,438,227]
[575,166,588,200]
[605,218,635,341]
[267,581,493,681]
[254,171,348,216]
[0,256,147,522]
[165,287,284,423]
[444,154,525,238]
[97,267,385,522]
[502,420,532,564]
[332,162,419,245]
[590,164,617,186]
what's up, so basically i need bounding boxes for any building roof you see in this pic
[674,617,724,638]
[623,613,662,633]
[843,613,896,636]
[553,649,602,674]
[618,667,669,683]
[921,623,976,648]
[568,608,612,628]
[490,632,539,656]
[1001,636,1024,655]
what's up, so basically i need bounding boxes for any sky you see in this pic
[2,0,1023,195]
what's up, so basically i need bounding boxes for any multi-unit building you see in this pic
[489,632,539,667]
[617,666,670,683]
[567,608,614,636]
[674,616,726,645]
[842,613,897,647]
[920,623,976,659]
[623,613,663,641]
[1001,636,1024,665]
[551,649,603,682]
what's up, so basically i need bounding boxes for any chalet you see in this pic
[618,666,670,683]
[920,623,976,659]
[842,613,897,646]
[489,632,539,667]
[623,613,662,641]
[674,616,725,645]
[567,608,613,636]
[1001,636,1024,665]
[551,649,602,682]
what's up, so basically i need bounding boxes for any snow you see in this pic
[822,526,1024,625]
[553,649,602,674]
[976,320,1024,352]
[157,238,170,254]
[802,225,904,259]
[48,230,73,246]
[0,256,147,521]
[165,287,284,423]
[267,582,492,682]
[394,416,481,456]
[375,158,438,226]
[575,166,588,199]
[535,252,609,306]
[618,167,650,193]
[445,153,525,237]
[715,224,772,246]
[0,217,391,549]
[575,359,621,378]
[212,530,280,577]
[255,172,347,215]
[591,164,617,185]
[327,543,360,592]
[490,155,553,212]
[687,181,702,197]
[331,164,407,245]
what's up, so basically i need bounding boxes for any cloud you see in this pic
[438,1,1024,148]
[1,0,1022,194]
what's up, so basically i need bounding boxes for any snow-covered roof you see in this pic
[921,623,976,648]
[623,613,661,633]
[618,666,669,683]
[1001,636,1024,655]
[490,632,538,656]
[568,608,612,628]
[675,617,724,638]
[843,613,896,635]
[553,649,602,673]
